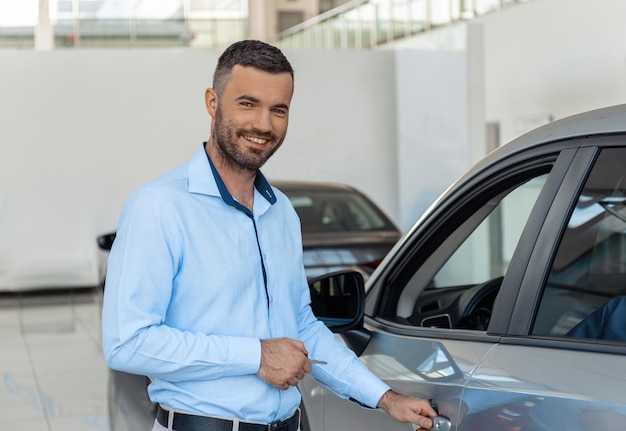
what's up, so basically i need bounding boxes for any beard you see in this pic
[212,105,286,173]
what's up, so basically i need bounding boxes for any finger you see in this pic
[424,404,438,417]
[413,416,433,430]
[416,400,438,418]
[290,339,307,354]
[298,340,308,356]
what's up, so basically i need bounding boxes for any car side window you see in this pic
[532,147,626,341]
[394,172,550,330]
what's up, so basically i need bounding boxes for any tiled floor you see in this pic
[0,288,109,431]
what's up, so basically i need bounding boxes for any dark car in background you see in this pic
[272,181,401,279]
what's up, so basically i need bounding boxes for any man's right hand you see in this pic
[257,338,313,390]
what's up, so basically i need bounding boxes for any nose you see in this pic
[252,108,272,132]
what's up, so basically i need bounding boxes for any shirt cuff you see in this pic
[350,374,391,409]
[227,336,262,375]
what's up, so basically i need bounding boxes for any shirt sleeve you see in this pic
[102,188,262,381]
[296,291,390,409]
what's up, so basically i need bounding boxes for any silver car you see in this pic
[305,104,626,430]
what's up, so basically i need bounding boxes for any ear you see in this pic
[205,88,218,118]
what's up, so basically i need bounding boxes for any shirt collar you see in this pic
[188,143,277,216]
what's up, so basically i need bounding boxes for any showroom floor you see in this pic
[0,288,109,431]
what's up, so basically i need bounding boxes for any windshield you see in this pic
[286,191,394,233]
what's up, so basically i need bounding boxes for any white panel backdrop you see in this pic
[0,49,424,290]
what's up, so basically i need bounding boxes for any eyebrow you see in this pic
[236,94,290,112]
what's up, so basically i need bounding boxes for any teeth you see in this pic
[245,136,268,144]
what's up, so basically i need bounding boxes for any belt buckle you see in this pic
[267,407,301,431]
[267,408,299,431]
[267,417,283,431]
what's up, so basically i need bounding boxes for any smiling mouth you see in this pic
[243,135,269,145]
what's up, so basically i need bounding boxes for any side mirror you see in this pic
[97,232,116,251]
[308,270,365,333]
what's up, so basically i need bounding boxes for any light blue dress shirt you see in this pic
[102,143,390,423]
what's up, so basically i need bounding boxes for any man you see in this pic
[102,40,436,431]
[566,296,626,341]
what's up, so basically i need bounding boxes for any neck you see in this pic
[206,140,256,211]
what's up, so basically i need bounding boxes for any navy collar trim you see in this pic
[205,147,277,217]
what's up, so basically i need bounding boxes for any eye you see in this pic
[272,108,288,116]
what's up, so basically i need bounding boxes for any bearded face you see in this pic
[213,103,287,173]
[205,65,293,175]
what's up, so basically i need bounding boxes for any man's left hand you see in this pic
[377,390,437,429]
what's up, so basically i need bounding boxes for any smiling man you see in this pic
[102,40,436,431]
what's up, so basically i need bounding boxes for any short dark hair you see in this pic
[212,40,294,95]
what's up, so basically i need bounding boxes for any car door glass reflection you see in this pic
[458,391,626,431]
[414,343,462,382]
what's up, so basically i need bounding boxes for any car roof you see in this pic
[271,180,358,193]
[403,104,626,238]
[443,104,626,194]
[483,104,626,166]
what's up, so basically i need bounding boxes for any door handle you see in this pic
[410,415,452,431]
[431,415,452,431]
[411,399,452,431]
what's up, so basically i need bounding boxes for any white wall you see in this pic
[390,23,483,230]
[395,50,474,230]
[0,49,400,290]
[477,0,626,144]
[0,50,210,289]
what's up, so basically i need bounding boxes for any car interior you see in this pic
[533,147,626,339]
[389,171,549,331]
[376,147,626,341]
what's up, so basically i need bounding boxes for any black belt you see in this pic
[156,405,300,431]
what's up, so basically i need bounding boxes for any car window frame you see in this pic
[508,137,626,344]
[365,148,574,338]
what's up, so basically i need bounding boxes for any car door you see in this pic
[300,139,575,430]
[462,142,626,431]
